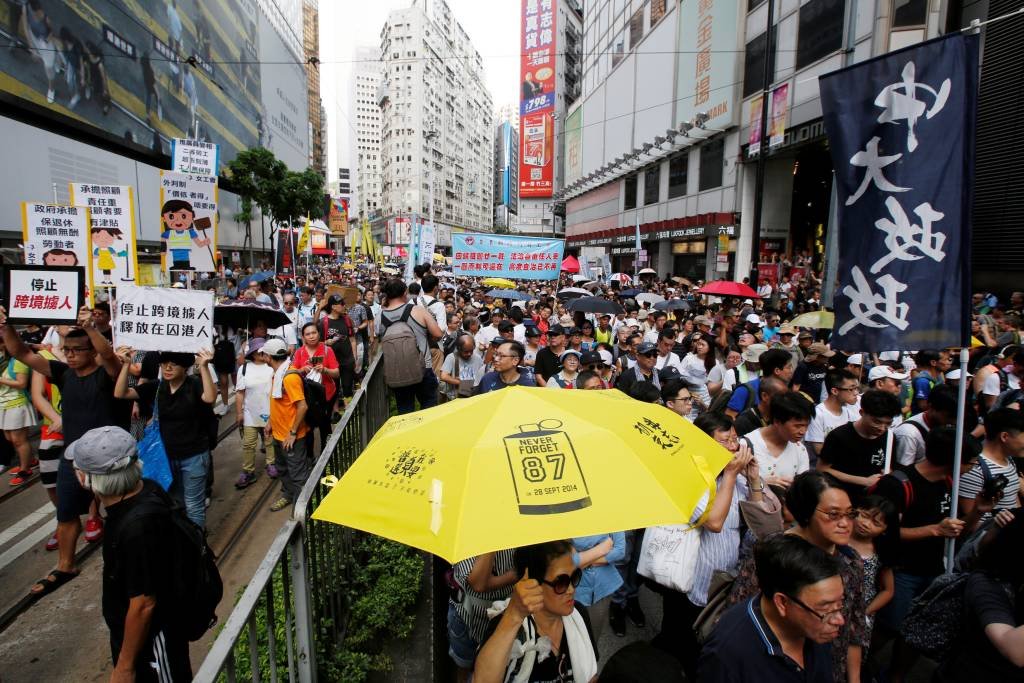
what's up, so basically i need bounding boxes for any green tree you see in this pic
[225,147,287,262]
[268,168,325,229]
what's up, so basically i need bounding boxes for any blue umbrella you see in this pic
[618,288,641,298]
[487,289,532,301]
[239,270,275,289]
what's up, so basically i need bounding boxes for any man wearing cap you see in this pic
[534,325,567,387]
[792,343,835,405]
[70,426,194,682]
[868,364,909,430]
[769,325,801,367]
[744,313,765,340]
[797,331,815,358]
[234,338,277,488]
[594,313,614,346]
[263,338,310,512]
[615,341,660,395]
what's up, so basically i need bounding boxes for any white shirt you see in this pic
[894,413,929,466]
[757,283,773,298]
[643,328,662,345]
[709,365,739,392]
[744,429,810,482]
[475,325,500,350]
[236,361,274,427]
[296,301,318,326]
[805,401,858,446]
[982,368,1020,396]
[269,323,297,348]
[655,352,683,372]
[513,323,527,345]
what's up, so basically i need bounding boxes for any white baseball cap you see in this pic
[868,366,909,382]
[846,353,864,365]
[745,313,763,326]
[946,368,972,381]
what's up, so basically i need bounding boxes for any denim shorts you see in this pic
[446,602,479,670]
[56,455,94,522]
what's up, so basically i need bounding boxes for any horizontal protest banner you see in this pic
[113,285,214,353]
[451,233,564,280]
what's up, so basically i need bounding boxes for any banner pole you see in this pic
[944,345,971,573]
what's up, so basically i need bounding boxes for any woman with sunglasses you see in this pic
[727,471,868,683]
[475,541,599,683]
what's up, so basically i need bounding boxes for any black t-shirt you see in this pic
[939,573,1024,682]
[794,361,827,404]
[614,366,658,396]
[49,360,131,446]
[102,481,176,647]
[873,465,952,576]
[324,316,354,362]
[819,422,887,502]
[535,347,562,382]
[733,406,765,437]
[135,376,210,459]
[480,603,597,683]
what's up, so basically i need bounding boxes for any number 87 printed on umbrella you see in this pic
[504,419,592,515]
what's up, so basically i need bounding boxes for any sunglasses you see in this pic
[541,568,583,594]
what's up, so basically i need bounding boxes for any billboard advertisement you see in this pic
[0,0,261,168]
[519,0,556,198]
[564,107,583,187]
[676,0,740,130]
[257,11,309,171]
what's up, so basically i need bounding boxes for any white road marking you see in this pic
[0,519,58,573]
[0,502,54,546]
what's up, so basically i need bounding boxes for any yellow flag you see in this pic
[296,215,311,253]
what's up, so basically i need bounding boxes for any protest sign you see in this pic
[68,183,139,288]
[2,265,84,325]
[451,233,564,280]
[113,285,214,353]
[275,228,296,279]
[325,285,361,309]
[171,138,220,176]
[159,171,218,275]
[21,202,94,304]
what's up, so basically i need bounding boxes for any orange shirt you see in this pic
[270,373,310,441]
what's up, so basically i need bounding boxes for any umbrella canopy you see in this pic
[609,273,633,285]
[311,387,731,563]
[788,311,836,329]
[637,268,657,276]
[635,293,665,307]
[214,300,292,330]
[238,270,275,289]
[487,289,532,301]
[567,297,625,315]
[571,274,592,283]
[581,281,602,291]
[654,299,692,312]
[697,280,760,299]
[481,278,516,289]
[671,276,693,286]
[556,287,592,299]
[435,270,454,278]
[617,288,641,298]
[561,255,581,273]
[440,282,457,290]
[380,267,400,275]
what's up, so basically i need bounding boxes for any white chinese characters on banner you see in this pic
[69,184,139,287]
[114,285,214,353]
[4,266,84,324]
[838,60,950,337]
[159,171,218,274]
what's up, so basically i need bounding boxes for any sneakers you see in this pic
[609,602,626,637]
[214,403,229,417]
[266,464,280,479]
[45,532,58,552]
[625,598,647,628]
[269,497,291,512]
[234,471,258,489]
[84,517,104,543]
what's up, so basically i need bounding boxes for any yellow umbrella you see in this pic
[788,310,835,329]
[481,277,516,289]
[312,387,732,563]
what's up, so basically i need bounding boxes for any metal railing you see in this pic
[196,354,390,683]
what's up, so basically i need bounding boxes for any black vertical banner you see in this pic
[820,33,979,352]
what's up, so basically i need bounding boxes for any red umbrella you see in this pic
[696,280,760,298]
[560,255,580,273]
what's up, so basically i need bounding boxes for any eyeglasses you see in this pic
[541,568,583,594]
[785,594,844,623]
[673,395,693,403]
[816,507,858,522]
[493,353,520,360]
[714,435,739,447]
[63,345,92,355]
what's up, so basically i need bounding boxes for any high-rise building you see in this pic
[303,0,327,178]
[376,0,494,248]
[348,44,385,220]
[514,0,583,236]
[494,120,519,230]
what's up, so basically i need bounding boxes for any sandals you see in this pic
[30,569,80,596]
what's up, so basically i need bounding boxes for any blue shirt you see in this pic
[699,596,834,683]
[477,368,536,393]
[911,372,937,413]
[571,533,626,606]
[727,376,762,413]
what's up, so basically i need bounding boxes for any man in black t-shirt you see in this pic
[1,313,126,597]
[817,389,901,502]
[534,324,567,387]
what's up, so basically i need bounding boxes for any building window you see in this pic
[629,8,644,49]
[624,175,638,209]
[611,36,625,67]
[748,0,766,9]
[892,0,927,26]
[644,166,660,205]
[742,26,777,98]
[796,0,845,69]
[668,154,688,199]
[698,138,725,191]
[650,0,667,24]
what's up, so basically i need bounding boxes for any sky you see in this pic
[319,0,521,181]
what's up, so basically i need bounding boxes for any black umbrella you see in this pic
[567,297,625,315]
[556,287,592,299]
[654,299,692,312]
[214,300,292,330]
[618,288,641,298]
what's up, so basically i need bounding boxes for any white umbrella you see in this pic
[609,273,633,285]
[581,281,602,291]
[637,268,657,276]
[571,274,592,283]
[557,287,592,298]
[635,293,665,306]
[435,270,454,278]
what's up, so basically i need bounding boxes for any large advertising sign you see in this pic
[0,0,261,167]
[676,0,740,130]
[564,107,583,187]
[519,0,557,199]
[257,11,309,171]
[452,233,565,280]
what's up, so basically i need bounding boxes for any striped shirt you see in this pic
[958,454,1020,519]
[452,550,517,645]
[687,475,751,606]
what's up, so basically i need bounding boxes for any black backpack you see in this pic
[286,370,327,427]
[112,486,223,641]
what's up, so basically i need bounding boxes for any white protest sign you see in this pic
[3,265,84,324]
[171,138,220,176]
[113,285,214,353]
[68,183,140,288]
[21,202,94,305]
[159,171,218,274]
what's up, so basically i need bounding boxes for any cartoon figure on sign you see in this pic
[43,249,78,266]
[91,227,127,285]
[160,199,210,271]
